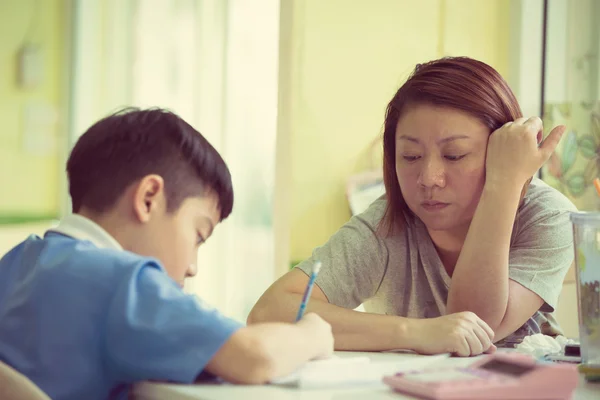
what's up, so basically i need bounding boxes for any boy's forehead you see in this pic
[183,195,221,224]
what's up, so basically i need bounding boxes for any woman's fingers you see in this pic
[539,125,567,162]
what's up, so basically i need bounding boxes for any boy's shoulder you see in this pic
[46,232,163,279]
[0,232,163,296]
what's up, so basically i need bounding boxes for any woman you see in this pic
[248,57,576,357]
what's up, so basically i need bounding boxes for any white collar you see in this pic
[48,214,123,250]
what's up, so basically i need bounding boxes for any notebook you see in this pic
[270,353,450,389]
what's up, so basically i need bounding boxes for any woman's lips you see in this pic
[421,201,450,211]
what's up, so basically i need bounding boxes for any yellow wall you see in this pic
[289,0,511,261]
[0,0,65,218]
[0,221,57,256]
[442,0,510,76]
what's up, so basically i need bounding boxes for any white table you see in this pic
[133,351,600,400]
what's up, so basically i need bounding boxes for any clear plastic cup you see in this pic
[571,212,600,367]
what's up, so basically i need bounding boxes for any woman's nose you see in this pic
[417,157,446,188]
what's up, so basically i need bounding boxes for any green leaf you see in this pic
[561,130,578,174]
[567,174,586,197]
[592,113,600,143]
[557,103,572,118]
[584,158,600,184]
[579,135,598,159]
[582,101,594,110]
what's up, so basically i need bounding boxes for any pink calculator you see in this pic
[383,352,579,399]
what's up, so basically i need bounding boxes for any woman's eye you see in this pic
[402,155,421,162]
[444,154,466,161]
[196,234,205,246]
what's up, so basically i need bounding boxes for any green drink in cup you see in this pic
[571,212,600,380]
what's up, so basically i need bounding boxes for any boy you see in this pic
[0,108,333,400]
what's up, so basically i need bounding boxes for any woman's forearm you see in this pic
[248,291,410,351]
[446,181,522,329]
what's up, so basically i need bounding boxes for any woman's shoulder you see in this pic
[355,195,417,236]
[515,178,577,237]
[521,177,578,216]
[354,195,388,228]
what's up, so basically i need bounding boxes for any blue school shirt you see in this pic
[0,214,242,400]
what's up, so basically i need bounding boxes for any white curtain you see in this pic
[69,0,283,322]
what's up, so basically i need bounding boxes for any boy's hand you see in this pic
[408,312,496,357]
[297,313,334,359]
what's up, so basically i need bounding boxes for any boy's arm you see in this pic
[204,313,333,384]
[105,265,334,386]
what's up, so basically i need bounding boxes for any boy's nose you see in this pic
[186,263,198,277]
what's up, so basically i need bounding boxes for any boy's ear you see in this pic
[133,175,166,223]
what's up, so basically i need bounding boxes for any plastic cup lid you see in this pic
[570,211,600,224]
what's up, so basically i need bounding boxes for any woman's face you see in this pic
[395,104,490,234]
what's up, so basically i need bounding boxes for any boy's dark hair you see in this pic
[67,108,233,220]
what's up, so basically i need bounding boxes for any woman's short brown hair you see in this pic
[380,57,525,235]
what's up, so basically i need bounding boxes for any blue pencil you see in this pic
[295,261,322,322]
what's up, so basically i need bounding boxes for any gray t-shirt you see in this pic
[297,178,577,346]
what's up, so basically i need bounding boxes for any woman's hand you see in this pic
[407,312,496,357]
[485,117,566,190]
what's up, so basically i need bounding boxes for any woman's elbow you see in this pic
[248,289,290,324]
[247,298,276,324]
[247,306,265,325]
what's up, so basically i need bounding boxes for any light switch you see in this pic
[22,101,58,155]
[17,44,44,90]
